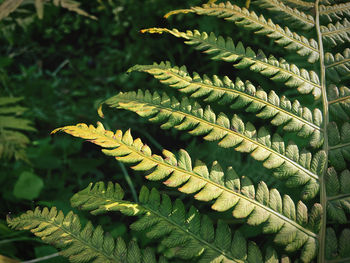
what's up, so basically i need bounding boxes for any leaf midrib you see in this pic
[23,215,116,261]
[78,192,245,263]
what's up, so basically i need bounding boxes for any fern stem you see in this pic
[315,1,328,262]
[22,253,60,263]
[329,142,350,151]
[328,96,350,105]
[327,193,350,202]
[118,162,138,202]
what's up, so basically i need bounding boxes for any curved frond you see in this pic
[254,0,315,30]
[141,29,322,99]
[328,122,350,171]
[325,168,350,224]
[165,2,319,62]
[327,85,350,121]
[326,228,350,261]
[7,207,163,263]
[129,62,323,148]
[321,19,350,46]
[320,2,350,22]
[103,90,324,200]
[72,181,319,262]
[325,48,350,83]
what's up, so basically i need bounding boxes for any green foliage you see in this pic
[6,0,350,263]
[0,97,35,161]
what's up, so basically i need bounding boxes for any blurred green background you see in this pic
[0,0,297,261]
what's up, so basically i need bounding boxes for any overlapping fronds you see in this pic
[71,181,318,262]
[328,122,350,171]
[165,2,319,62]
[325,48,350,83]
[320,2,350,22]
[141,28,322,99]
[254,0,315,30]
[325,228,350,261]
[104,90,325,199]
[327,85,350,121]
[7,207,164,263]
[321,19,350,46]
[0,97,35,161]
[325,167,350,224]
[129,62,323,148]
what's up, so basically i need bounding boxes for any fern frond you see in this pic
[103,90,324,200]
[141,29,322,99]
[321,19,350,46]
[280,0,314,10]
[7,207,163,263]
[328,85,350,121]
[326,228,350,261]
[320,2,350,22]
[325,49,350,83]
[0,97,35,161]
[72,181,319,262]
[0,0,22,21]
[254,0,315,30]
[325,168,350,224]
[52,0,97,20]
[165,2,319,62]
[328,122,350,171]
[129,62,323,148]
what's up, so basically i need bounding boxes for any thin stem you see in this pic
[315,1,329,262]
[118,162,138,202]
[22,253,60,263]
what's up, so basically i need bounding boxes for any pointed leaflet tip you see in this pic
[98,104,104,118]
[164,9,193,19]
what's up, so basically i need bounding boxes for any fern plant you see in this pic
[0,96,35,161]
[7,0,350,262]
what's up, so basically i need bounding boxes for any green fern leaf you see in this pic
[325,49,350,83]
[103,90,323,199]
[72,181,311,262]
[254,0,315,30]
[165,2,319,62]
[328,122,350,171]
[328,84,350,121]
[326,228,350,261]
[129,61,323,148]
[325,168,350,224]
[0,97,35,161]
[141,28,322,99]
[7,207,164,263]
[321,19,350,46]
[320,2,350,22]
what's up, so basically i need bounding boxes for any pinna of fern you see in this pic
[7,0,350,262]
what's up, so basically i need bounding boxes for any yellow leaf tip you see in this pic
[164,9,193,19]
